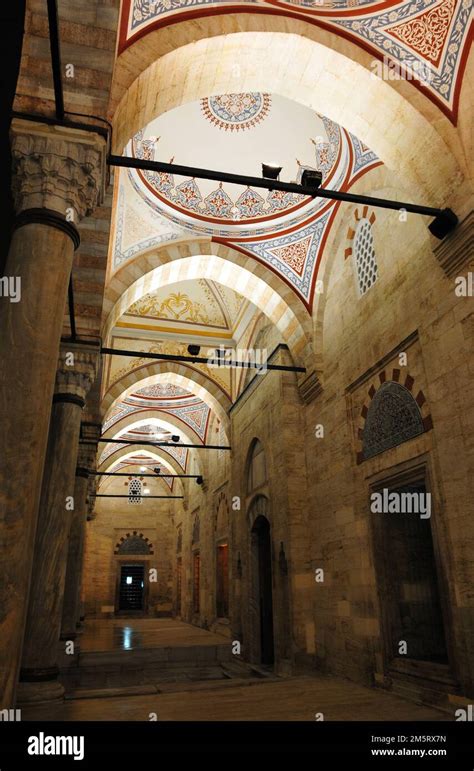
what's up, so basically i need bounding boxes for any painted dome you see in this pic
[126,93,349,233]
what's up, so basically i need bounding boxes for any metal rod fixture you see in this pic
[101,346,306,373]
[98,438,231,450]
[93,494,183,499]
[92,471,202,478]
[108,154,457,225]
[46,0,65,121]
[11,110,110,139]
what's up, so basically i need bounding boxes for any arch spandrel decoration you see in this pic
[362,381,424,460]
[118,1,473,123]
[115,532,154,555]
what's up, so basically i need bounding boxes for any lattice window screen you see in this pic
[128,478,142,505]
[354,218,378,295]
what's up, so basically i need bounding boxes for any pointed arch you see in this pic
[102,366,231,430]
[103,411,207,447]
[111,29,467,203]
[103,251,312,365]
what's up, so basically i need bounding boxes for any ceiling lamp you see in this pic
[196,475,203,486]
[187,345,201,356]
[301,169,323,191]
[140,466,147,472]
[262,163,282,181]
[428,208,458,239]
[171,435,180,443]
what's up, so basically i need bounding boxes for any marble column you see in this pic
[0,120,105,707]
[17,343,99,703]
[60,429,99,641]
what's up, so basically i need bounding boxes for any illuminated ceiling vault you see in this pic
[110,93,381,308]
[119,0,473,122]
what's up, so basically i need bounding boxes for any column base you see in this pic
[17,678,65,705]
[18,667,65,705]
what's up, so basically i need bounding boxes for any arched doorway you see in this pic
[114,532,153,615]
[251,512,274,667]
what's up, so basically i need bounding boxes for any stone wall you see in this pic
[83,184,473,695]
[83,475,178,617]
[80,1,473,701]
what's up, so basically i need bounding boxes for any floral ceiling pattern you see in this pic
[113,94,380,308]
[119,0,472,121]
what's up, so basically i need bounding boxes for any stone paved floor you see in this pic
[79,617,227,652]
[22,674,449,722]
[22,620,450,722]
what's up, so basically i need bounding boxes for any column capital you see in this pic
[54,342,101,406]
[87,483,97,517]
[10,119,107,223]
[76,441,98,474]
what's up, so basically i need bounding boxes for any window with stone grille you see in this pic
[128,478,142,505]
[117,534,151,554]
[354,218,378,296]
[362,382,424,460]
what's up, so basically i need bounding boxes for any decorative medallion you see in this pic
[201,93,271,132]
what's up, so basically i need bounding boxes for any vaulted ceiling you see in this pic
[111,93,380,308]
[119,0,472,121]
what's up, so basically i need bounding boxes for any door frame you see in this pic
[368,455,457,679]
[114,557,151,616]
[248,495,275,667]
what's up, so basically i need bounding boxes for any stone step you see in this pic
[388,676,460,716]
[65,684,159,700]
[63,657,274,697]
[78,642,232,667]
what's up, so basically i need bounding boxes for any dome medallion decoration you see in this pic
[201,93,272,132]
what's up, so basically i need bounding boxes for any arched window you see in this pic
[362,381,424,460]
[247,439,266,494]
[128,478,142,505]
[354,218,378,296]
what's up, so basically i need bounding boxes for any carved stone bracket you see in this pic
[434,209,474,277]
[298,369,323,404]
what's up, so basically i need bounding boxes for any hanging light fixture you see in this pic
[301,169,323,191]
[261,163,282,181]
